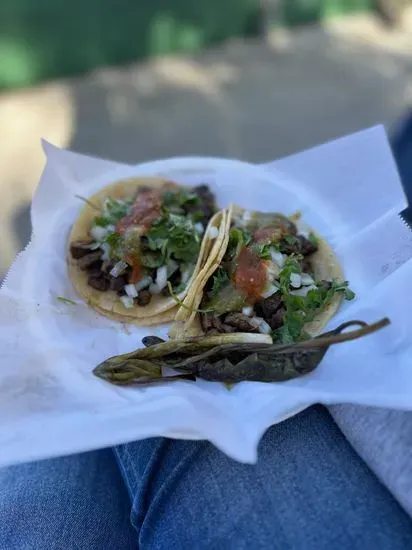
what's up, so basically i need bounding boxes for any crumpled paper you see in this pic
[1,125,412,468]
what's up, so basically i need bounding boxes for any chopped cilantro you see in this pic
[279,234,300,254]
[140,250,164,268]
[226,227,251,260]
[94,216,111,227]
[278,256,302,293]
[272,324,297,344]
[308,232,318,247]
[283,234,299,246]
[210,268,230,297]
[252,243,272,260]
[190,210,208,223]
[103,198,131,222]
[146,214,200,264]
[105,232,120,247]
[163,189,200,210]
[172,282,187,294]
[273,258,356,343]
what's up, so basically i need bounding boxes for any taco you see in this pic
[68,177,226,325]
[170,206,355,342]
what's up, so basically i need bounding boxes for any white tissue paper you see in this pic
[1,125,412,467]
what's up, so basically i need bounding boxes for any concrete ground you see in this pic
[1,12,412,278]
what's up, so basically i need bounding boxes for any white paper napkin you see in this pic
[1,126,412,468]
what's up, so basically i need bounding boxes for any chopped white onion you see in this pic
[155,266,168,291]
[181,266,194,284]
[301,273,315,286]
[265,261,281,281]
[258,320,272,335]
[149,283,162,295]
[242,306,254,317]
[110,260,128,278]
[90,225,108,241]
[251,316,272,335]
[135,276,152,291]
[208,226,219,239]
[261,283,279,299]
[290,284,317,297]
[124,284,138,298]
[195,222,205,235]
[167,260,179,277]
[106,224,116,233]
[270,249,285,267]
[120,295,134,309]
[101,243,111,261]
[290,273,302,288]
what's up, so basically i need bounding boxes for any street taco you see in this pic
[170,206,355,342]
[68,177,225,325]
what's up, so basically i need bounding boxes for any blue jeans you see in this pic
[1,406,411,549]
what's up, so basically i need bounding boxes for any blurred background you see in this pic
[0,0,411,278]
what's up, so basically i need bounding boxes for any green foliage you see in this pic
[0,0,258,89]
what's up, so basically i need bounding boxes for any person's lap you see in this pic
[0,448,136,550]
[1,406,412,550]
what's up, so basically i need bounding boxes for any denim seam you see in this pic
[114,447,135,501]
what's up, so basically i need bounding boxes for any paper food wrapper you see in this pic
[1,125,412,467]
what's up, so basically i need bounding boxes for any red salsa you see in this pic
[233,246,266,303]
[116,188,162,235]
[116,188,163,283]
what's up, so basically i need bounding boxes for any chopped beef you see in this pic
[70,240,94,259]
[299,235,318,255]
[220,323,236,333]
[211,315,225,332]
[255,293,283,320]
[109,275,127,292]
[223,312,259,332]
[192,185,216,220]
[254,294,286,330]
[102,262,114,274]
[200,313,214,332]
[140,235,149,247]
[87,275,110,291]
[137,185,152,195]
[201,313,240,334]
[87,261,104,277]
[212,315,236,333]
[278,238,299,255]
[299,257,312,274]
[268,307,285,330]
[77,251,103,270]
[279,235,318,256]
[136,289,152,306]
[205,328,220,336]
[162,269,181,296]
